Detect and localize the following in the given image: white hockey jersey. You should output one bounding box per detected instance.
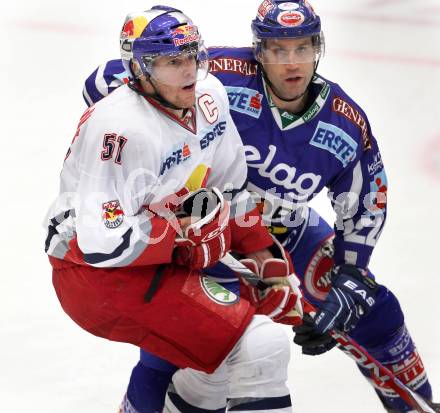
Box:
[45,74,260,268]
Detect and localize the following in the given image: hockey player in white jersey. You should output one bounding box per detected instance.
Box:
[45,6,305,412]
[80,2,440,412]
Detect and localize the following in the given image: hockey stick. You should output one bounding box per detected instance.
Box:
[220,253,435,413]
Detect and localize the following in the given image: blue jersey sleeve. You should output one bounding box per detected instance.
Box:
[82,59,128,106]
[327,108,387,269]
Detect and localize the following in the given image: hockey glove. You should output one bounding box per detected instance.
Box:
[174,188,231,270]
[240,238,304,326]
[292,311,337,355]
[313,264,379,334]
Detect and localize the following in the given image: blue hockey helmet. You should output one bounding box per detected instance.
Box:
[251,1,324,63]
[120,6,208,81]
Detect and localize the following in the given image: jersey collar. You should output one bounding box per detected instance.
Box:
[263,75,330,131]
[143,94,197,135]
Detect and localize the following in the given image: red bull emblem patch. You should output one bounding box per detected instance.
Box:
[172,25,200,47]
[102,200,124,229]
[277,10,305,27]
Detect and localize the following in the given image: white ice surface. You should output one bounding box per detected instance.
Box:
[1,0,439,411]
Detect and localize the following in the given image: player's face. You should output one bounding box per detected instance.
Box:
[150,54,198,108]
[260,37,316,101]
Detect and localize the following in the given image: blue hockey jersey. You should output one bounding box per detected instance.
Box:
[83,47,387,270]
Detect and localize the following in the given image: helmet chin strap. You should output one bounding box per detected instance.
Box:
[128,77,187,112]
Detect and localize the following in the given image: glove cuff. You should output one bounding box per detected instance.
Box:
[332,264,378,292]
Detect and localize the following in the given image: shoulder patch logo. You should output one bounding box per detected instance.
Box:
[200,277,239,305]
[310,121,358,167]
[225,87,263,119]
[102,200,124,229]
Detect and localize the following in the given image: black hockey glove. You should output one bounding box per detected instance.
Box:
[293,313,337,355]
[313,264,379,334]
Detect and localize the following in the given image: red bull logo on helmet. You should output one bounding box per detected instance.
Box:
[172,24,200,47]
[121,15,148,39]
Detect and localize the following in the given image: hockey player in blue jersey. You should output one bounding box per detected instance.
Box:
[83,2,439,412]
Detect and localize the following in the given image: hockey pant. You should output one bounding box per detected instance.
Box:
[51,257,255,373]
[124,266,242,413]
[123,207,433,413]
